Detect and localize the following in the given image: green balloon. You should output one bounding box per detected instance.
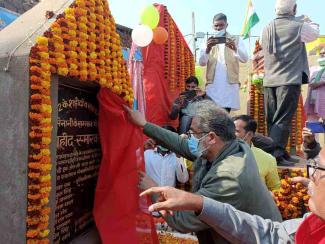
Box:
[140,5,160,29]
[195,66,204,86]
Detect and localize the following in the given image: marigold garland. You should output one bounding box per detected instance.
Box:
[163,6,195,92]
[27,0,134,242]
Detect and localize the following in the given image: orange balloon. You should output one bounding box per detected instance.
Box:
[153,27,168,45]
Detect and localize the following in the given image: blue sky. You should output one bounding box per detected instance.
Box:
[109,0,324,51]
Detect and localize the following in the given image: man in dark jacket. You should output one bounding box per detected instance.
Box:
[261,0,319,166]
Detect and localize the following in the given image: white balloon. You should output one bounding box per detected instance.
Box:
[131,25,153,47]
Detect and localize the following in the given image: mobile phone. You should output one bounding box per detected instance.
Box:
[306,121,325,133]
[180,90,197,100]
[213,36,227,44]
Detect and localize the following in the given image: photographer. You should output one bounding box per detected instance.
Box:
[199,13,248,112]
[302,127,322,160]
[169,76,209,134]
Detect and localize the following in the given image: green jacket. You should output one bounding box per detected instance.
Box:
[144,123,282,244]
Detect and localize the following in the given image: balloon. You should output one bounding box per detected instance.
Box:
[153,27,168,45]
[195,65,204,87]
[140,5,160,29]
[131,25,153,47]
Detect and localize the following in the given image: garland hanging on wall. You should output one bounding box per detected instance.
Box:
[27,0,133,243]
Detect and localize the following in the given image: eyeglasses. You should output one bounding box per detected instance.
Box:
[186,130,209,138]
[307,159,325,179]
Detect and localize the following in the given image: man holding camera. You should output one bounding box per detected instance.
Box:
[169,76,209,134]
[199,13,248,113]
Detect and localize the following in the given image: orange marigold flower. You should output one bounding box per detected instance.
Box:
[30,75,41,84]
[30,143,41,149]
[31,84,42,90]
[38,222,49,230]
[28,163,42,170]
[28,172,40,179]
[31,105,42,111]
[26,229,39,238]
[27,205,42,212]
[28,193,41,200]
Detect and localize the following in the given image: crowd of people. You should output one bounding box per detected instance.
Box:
[124,0,324,243]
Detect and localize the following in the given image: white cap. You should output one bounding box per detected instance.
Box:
[275,0,297,15]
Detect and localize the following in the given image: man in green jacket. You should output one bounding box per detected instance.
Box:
[124,100,282,244]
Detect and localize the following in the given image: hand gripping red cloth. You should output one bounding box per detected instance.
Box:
[94,88,158,244]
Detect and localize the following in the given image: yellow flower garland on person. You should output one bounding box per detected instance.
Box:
[27,0,135,242]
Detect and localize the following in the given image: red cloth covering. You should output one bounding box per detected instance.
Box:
[94,88,158,244]
[295,213,325,244]
[142,4,193,127]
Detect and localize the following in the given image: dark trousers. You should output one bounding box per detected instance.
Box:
[264,85,300,158]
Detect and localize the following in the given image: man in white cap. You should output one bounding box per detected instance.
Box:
[261,0,319,166]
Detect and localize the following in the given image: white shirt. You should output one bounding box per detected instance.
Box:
[199,38,248,110]
[144,149,189,187]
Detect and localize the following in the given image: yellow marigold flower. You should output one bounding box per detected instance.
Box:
[41,118,51,124]
[79,52,87,60]
[41,149,50,156]
[76,0,86,7]
[99,78,107,85]
[40,174,51,182]
[65,13,76,22]
[80,70,88,76]
[42,137,51,145]
[41,197,49,205]
[57,67,69,76]
[89,52,97,59]
[40,63,51,71]
[89,13,96,21]
[36,36,48,46]
[39,229,50,238]
[79,32,88,40]
[89,42,96,51]
[69,63,78,70]
[79,23,87,32]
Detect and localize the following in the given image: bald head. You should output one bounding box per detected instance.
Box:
[275,0,297,15]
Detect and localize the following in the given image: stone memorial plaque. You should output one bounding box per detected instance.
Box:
[53,83,101,244]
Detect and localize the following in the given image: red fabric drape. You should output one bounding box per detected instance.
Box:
[142,4,193,127]
[94,88,158,244]
[295,213,325,244]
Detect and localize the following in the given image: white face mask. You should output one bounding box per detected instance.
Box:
[214,29,226,37]
[318,57,325,66]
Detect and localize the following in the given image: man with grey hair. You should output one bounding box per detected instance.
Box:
[262,0,319,166]
[124,101,282,244]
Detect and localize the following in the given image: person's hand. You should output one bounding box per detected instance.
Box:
[123,105,147,127]
[195,88,205,97]
[140,186,203,217]
[174,95,186,110]
[179,133,188,139]
[226,38,237,52]
[302,127,315,145]
[292,176,311,187]
[138,171,158,191]
[206,37,218,54]
[144,138,156,151]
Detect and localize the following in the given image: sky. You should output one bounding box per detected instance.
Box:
[109,0,324,53]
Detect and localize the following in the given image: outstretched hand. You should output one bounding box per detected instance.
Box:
[123,105,147,127]
[140,186,203,217]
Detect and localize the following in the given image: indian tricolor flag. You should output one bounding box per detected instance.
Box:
[242,0,259,39]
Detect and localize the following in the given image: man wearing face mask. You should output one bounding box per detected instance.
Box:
[141,125,189,189]
[124,100,282,244]
[199,13,248,113]
[233,115,280,191]
[261,0,319,166]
